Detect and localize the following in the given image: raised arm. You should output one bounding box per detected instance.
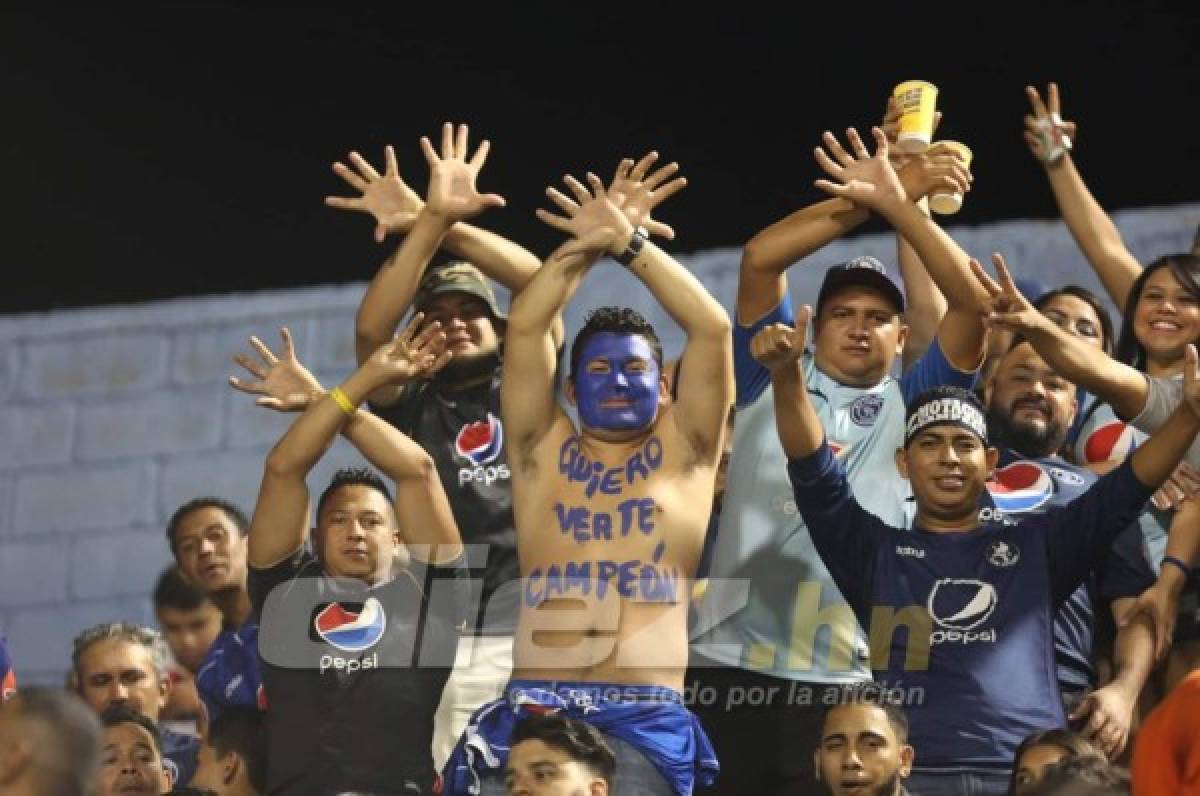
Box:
[502,238,596,466]
[1024,83,1142,309]
[814,127,984,370]
[738,197,869,323]
[235,320,452,568]
[882,98,950,367]
[337,124,506,405]
[748,308,823,459]
[978,255,1149,420]
[540,168,732,458]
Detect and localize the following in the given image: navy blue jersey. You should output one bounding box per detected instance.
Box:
[162,728,198,787]
[195,621,263,723]
[983,450,1154,690]
[788,442,1152,771]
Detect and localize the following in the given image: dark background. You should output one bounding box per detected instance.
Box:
[3,2,1197,313]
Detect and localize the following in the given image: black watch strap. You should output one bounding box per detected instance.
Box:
[615,227,649,267]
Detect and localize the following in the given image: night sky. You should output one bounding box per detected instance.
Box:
[3,2,1197,313]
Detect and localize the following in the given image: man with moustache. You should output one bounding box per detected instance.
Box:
[979,339,1157,759]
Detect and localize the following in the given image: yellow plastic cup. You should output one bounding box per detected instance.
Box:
[892,80,939,153]
[929,141,973,215]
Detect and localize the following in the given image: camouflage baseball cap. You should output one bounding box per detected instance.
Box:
[413,261,506,323]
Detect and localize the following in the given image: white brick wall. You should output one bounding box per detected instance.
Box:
[1,206,1197,685]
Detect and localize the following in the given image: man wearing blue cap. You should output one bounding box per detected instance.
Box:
[753,282,1200,795]
[688,125,985,795]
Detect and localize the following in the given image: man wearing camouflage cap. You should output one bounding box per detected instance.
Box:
[329,122,559,765]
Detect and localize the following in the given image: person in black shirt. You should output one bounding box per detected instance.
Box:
[235,318,465,794]
[327,123,559,764]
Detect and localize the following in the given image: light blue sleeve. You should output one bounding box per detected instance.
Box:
[733,293,795,408]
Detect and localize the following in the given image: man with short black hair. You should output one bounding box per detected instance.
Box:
[0,686,102,796]
[95,706,172,796]
[233,319,465,793]
[71,623,197,786]
[190,708,265,796]
[327,124,563,766]
[165,497,261,723]
[444,154,728,796]
[505,714,616,796]
[153,568,222,677]
[689,124,984,796]
[980,339,1157,759]
[756,258,1200,795]
[815,685,914,796]
[152,567,220,727]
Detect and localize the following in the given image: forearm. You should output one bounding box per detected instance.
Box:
[1131,404,1200,489]
[897,199,946,368]
[1045,156,1141,308]
[742,198,869,275]
[443,223,541,292]
[625,240,730,340]
[771,361,823,459]
[355,210,450,362]
[506,245,595,336]
[342,411,461,558]
[877,200,988,311]
[1161,500,1200,591]
[1107,601,1155,698]
[1020,318,1146,418]
[342,409,438,482]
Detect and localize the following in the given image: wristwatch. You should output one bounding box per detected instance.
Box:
[615,227,649,267]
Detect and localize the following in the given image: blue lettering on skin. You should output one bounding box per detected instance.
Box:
[592,511,613,540]
[635,499,655,534]
[526,569,544,605]
[564,561,592,595]
[596,561,619,600]
[557,436,664,497]
[524,557,680,606]
[644,437,663,469]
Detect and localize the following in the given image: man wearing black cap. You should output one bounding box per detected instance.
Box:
[330,123,542,764]
[753,292,1200,795]
[688,125,986,795]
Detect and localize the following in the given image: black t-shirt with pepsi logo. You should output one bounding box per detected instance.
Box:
[789,441,1153,773]
[249,550,462,795]
[374,365,518,635]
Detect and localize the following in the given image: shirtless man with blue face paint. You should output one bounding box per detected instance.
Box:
[442,157,732,796]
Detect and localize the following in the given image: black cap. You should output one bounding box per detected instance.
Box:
[815,256,905,316]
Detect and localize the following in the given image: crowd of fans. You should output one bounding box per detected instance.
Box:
[1,82,1198,796]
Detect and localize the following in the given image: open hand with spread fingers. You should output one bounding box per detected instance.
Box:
[536,172,635,260]
[749,306,813,373]
[1024,83,1077,165]
[608,151,688,240]
[363,312,452,387]
[325,145,424,242]
[814,127,908,212]
[419,122,506,224]
[229,327,324,412]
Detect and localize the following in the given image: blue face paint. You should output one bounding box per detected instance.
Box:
[574,333,660,431]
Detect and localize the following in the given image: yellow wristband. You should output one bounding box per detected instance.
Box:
[329,386,358,418]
